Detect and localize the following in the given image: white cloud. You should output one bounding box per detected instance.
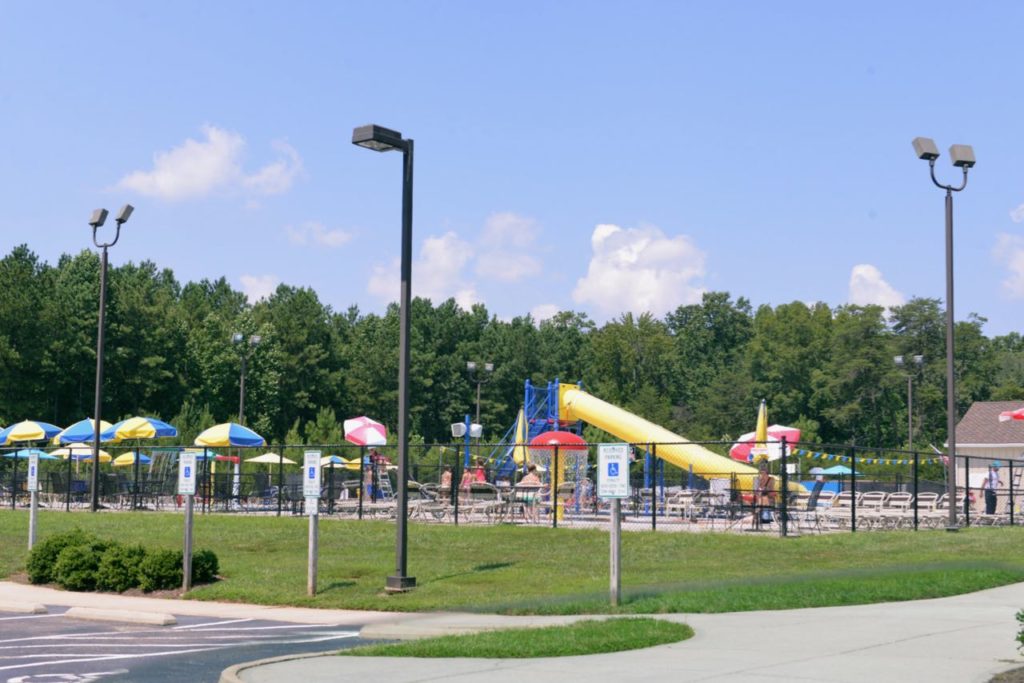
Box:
[239,274,280,303]
[474,212,542,283]
[572,223,706,317]
[993,233,1024,299]
[847,264,905,308]
[286,221,353,248]
[531,303,560,323]
[117,125,303,201]
[368,232,479,308]
[1011,205,1024,223]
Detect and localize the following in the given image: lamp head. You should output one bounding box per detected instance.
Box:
[912,137,940,161]
[484,362,494,373]
[89,208,109,228]
[913,354,924,367]
[249,335,262,346]
[352,124,406,152]
[232,333,244,344]
[450,423,467,438]
[949,144,976,168]
[115,204,134,225]
[466,361,477,372]
[894,355,904,368]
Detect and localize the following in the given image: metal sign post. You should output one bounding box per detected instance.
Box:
[178,451,197,592]
[304,450,322,596]
[598,443,630,607]
[27,453,39,550]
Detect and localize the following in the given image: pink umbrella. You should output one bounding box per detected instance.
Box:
[999,408,1024,422]
[729,424,801,462]
[344,416,388,446]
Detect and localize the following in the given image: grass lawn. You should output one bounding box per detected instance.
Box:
[343,618,693,657]
[3,510,1024,614]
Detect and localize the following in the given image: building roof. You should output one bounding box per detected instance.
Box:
[956,401,1024,447]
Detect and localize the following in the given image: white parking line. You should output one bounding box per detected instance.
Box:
[0,615,61,622]
[172,617,253,630]
[0,646,224,672]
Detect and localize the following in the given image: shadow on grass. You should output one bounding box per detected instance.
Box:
[320,580,358,593]
[423,561,517,585]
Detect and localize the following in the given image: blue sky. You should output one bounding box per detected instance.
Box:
[2,2,1022,335]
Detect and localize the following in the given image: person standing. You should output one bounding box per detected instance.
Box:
[982,462,1004,515]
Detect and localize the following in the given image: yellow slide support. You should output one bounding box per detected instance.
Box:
[559,383,763,491]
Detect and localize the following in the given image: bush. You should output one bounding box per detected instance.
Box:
[53,543,107,592]
[191,549,219,585]
[27,528,97,584]
[1017,609,1024,651]
[138,549,183,592]
[96,544,147,593]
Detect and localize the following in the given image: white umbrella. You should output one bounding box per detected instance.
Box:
[246,453,297,465]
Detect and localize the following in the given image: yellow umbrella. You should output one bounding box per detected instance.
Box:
[51,447,112,463]
[112,452,151,467]
[246,452,297,465]
[750,399,770,463]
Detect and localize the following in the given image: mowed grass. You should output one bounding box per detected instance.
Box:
[343,618,692,657]
[3,510,1024,614]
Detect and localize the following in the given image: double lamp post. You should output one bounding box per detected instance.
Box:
[912,136,975,531]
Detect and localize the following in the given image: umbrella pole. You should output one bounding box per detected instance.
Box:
[358,446,365,520]
[10,453,17,510]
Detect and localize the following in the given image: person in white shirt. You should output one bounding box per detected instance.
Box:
[982,462,1004,515]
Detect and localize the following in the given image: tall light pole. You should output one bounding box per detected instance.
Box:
[232,333,262,424]
[88,204,133,512]
[894,354,924,452]
[912,137,975,530]
[352,123,416,592]
[466,361,494,425]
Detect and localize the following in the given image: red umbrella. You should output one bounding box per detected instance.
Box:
[999,408,1024,422]
[344,416,387,446]
[729,424,801,462]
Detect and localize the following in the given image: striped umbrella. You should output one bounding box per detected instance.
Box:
[53,418,115,445]
[101,416,178,441]
[343,416,387,446]
[195,423,266,448]
[113,452,151,467]
[51,447,113,463]
[999,407,1024,422]
[3,448,59,460]
[0,420,62,445]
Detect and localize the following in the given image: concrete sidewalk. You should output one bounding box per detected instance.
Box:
[228,584,1024,683]
[3,580,1024,682]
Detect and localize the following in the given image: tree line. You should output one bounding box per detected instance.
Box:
[1,244,1022,451]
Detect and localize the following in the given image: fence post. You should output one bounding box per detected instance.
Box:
[276,445,284,517]
[780,437,788,537]
[849,447,857,533]
[651,443,657,532]
[1010,460,1015,527]
[66,455,72,511]
[964,455,971,527]
[452,451,460,526]
[913,451,919,531]
[552,444,560,529]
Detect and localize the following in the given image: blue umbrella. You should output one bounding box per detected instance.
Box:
[3,448,59,460]
[821,465,863,476]
[54,418,116,445]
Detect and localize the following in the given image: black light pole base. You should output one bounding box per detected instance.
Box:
[945,526,959,532]
[386,575,417,592]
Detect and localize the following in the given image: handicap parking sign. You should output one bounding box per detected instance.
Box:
[598,444,629,499]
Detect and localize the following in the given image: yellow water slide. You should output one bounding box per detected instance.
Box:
[558,383,762,490]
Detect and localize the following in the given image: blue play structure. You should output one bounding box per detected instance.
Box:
[487,378,584,479]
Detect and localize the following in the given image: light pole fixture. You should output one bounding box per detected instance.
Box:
[353,123,416,592]
[894,354,924,452]
[912,136,975,530]
[88,204,133,512]
[466,361,494,425]
[232,333,262,425]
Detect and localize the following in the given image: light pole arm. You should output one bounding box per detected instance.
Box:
[929,160,969,193]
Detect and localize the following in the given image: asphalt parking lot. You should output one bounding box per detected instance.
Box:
[0,607,371,683]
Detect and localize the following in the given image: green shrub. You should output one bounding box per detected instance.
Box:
[1017,609,1024,651]
[27,528,96,584]
[138,549,182,592]
[191,549,219,585]
[53,543,107,592]
[96,544,147,593]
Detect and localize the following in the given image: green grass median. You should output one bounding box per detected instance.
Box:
[3,510,1024,614]
[343,618,693,657]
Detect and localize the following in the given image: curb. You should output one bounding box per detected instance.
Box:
[64,606,177,626]
[219,649,341,683]
[0,601,46,614]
